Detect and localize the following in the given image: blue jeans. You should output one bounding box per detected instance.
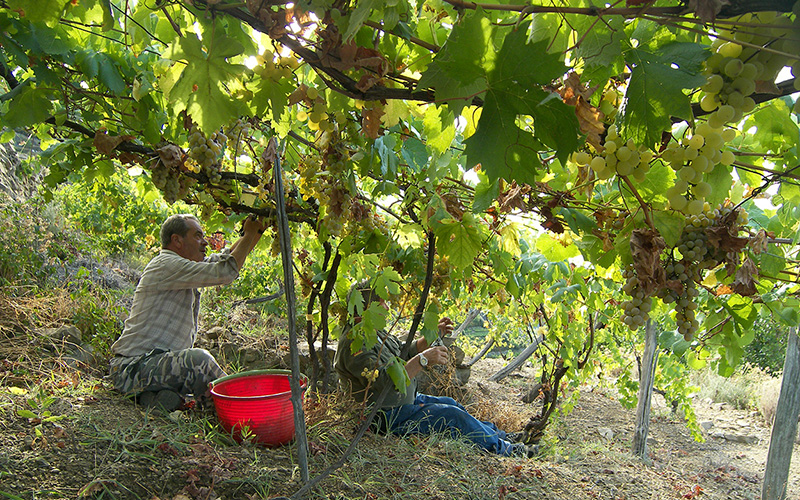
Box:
[383,394,519,456]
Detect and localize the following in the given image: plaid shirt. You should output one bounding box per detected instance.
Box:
[111,249,239,357]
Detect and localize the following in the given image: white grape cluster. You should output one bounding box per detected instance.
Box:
[187,124,225,183]
[255,50,299,82]
[224,118,251,158]
[151,162,191,204]
[297,137,351,238]
[624,203,750,339]
[659,261,701,340]
[621,265,653,329]
[573,125,654,182]
[295,86,336,133]
[661,124,737,214]
[700,8,800,120]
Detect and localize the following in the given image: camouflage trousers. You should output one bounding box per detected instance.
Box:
[109,348,226,403]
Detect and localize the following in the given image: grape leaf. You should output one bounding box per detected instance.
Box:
[3,85,54,128]
[463,92,542,185]
[422,106,455,154]
[421,301,441,344]
[361,303,388,341]
[472,172,499,212]
[416,9,492,115]
[620,43,708,147]
[252,76,291,123]
[744,100,799,154]
[341,0,382,42]
[9,0,63,25]
[464,23,579,181]
[652,210,685,248]
[386,356,411,395]
[706,163,733,207]
[162,33,248,134]
[431,213,484,272]
[374,269,402,300]
[401,137,428,173]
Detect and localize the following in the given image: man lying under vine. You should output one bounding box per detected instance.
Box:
[334,281,535,458]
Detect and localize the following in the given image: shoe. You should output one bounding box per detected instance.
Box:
[509,442,539,458]
[138,390,183,412]
[507,431,524,443]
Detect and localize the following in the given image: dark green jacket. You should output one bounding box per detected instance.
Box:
[334,327,419,408]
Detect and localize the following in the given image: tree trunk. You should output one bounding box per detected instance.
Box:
[632,319,658,459]
[488,334,544,382]
[762,329,800,500]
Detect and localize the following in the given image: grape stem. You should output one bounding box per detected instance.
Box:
[619,175,655,232]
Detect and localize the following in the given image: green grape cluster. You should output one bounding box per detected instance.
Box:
[699,9,800,123]
[572,125,653,182]
[297,129,352,238]
[296,86,335,133]
[620,265,653,329]
[187,124,225,183]
[625,203,750,339]
[224,118,251,158]
[255,50,299,82]
[662,124,737,214]
[151,161,192,204]
[659,261,701,340]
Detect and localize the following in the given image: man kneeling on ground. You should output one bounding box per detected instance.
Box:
[109,214,268,411]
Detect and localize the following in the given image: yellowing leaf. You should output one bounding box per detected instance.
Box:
[499,223,521,257]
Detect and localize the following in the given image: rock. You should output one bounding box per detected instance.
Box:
[204,326,227,340]
[597,427,614,441]
[709,431,759,444]
[700,421,714,432]
[63,343,103,371]
[41,326,82,346]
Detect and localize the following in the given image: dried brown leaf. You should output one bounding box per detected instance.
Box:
[157,144,183,169]
[706,226,749,253]
[361,106,385,139]
[686,0,729,23]
[497,182,530,213]
[749,229,770,254]
[754,80,781,94]
[732,257,759,296]
[93,131,128,156]
[630,229,666,296]
[560,73,605,152]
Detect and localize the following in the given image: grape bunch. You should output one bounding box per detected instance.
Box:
[658,261,701,341]
[296,130,353,238]
[224,118,251,158]
[295,85,335,133]
[254,50,299,82]
[573,125,653,182]
[699,8,800,123]
[620,265,653,330]
[187,123,225,184]
[624,202,749,339]
[661,124,737,214]
[151,161,192,204]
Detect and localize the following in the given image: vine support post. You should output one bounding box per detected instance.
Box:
[762,328,800,500]
[271,136,309,484]
[632,319,658,460]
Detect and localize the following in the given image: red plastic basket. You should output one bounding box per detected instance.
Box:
[209,369,307,447]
